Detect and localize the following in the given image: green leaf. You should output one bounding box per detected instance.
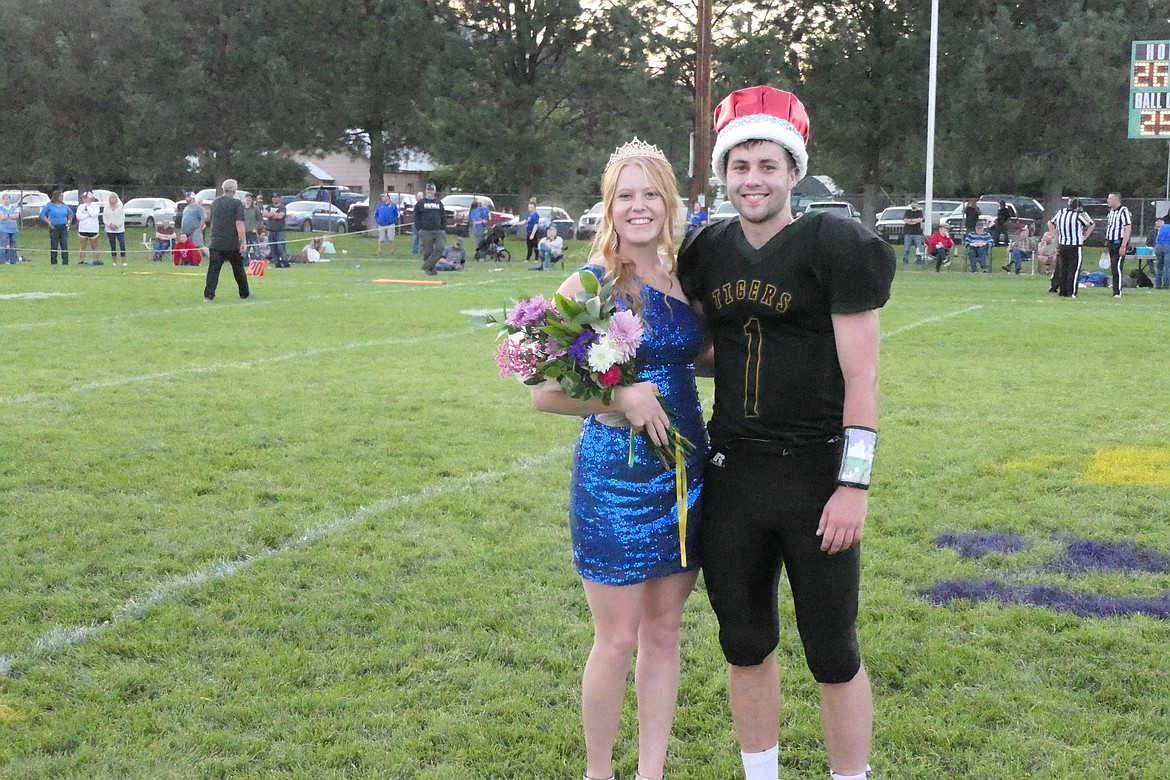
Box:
[578,269,599,297]
[586,296,602,319]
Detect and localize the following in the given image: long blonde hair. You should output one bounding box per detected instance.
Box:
[589,155,681,316]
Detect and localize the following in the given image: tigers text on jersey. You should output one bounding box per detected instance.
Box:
[679,212,895,448]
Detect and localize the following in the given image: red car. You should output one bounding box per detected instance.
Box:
[441,194,514,237]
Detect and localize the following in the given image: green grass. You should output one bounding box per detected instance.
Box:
[2,230,1169,779]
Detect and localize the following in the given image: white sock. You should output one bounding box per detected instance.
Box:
[829,765,872,780]
[741,744,779,780]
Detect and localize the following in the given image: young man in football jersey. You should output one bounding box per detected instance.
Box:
[679,86,895,780]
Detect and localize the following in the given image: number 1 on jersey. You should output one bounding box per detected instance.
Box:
[743,317,762,418]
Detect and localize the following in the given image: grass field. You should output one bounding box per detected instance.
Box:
[2,226,1169,779]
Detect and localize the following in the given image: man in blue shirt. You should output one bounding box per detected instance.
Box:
[0,193,19,263]
[469,199,490,250]
[687,200,708,235]
[524,201,541,265]
[374,193,400,255]
[39,190,74,264]
[963,223,994,273]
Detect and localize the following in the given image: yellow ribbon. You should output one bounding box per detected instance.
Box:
[675,428,687,568]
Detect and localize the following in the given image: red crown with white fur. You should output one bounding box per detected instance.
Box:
[711,86,810,184]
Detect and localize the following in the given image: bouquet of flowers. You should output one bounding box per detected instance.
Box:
[477,269,695,471]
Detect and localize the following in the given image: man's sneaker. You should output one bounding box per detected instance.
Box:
[92,260,104,266]
[942,258,951,267]
[203,297,214,303]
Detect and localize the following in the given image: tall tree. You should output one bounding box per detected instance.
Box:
[942,0,1168,215]
[431,0,589,210]
[759,0,930,222]
[272,0,457,221]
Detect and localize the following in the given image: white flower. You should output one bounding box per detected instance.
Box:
[586,336,624,373]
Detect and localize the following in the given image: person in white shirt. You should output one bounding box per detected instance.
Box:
[76,191,103,265]
[104,193,127,265]
[532,225,564,271]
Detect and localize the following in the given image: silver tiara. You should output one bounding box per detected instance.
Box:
[607,137,669,168]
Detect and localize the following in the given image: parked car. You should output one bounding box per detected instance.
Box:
[283,200,348,233]
[346,192,416,234]
[576,201,603,240]
[0,190,50,222]
[709,201,740,222]
[441,194,515,236]
[504,206,575,240]
[800,201,861,221]
[940,201,1034,240]
[874,201,958,243]
[297,185,365,212]
[190,187,251,210]
[980,194,1044,224]
[122,197,178,228]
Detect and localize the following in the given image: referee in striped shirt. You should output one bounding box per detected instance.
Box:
[1047,198,1095,298]
[1104,193,1132,297]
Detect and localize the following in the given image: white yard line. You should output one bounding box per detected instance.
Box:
[0,331,468,405]
[0,276,510,333]
[881,304,982,340]
[0,446,571,678]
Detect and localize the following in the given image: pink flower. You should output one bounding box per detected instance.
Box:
[495,333,544,380]
[598,366,622,386]
[605,309,644,362]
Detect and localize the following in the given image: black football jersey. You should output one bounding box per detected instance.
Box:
[678,212,895,447]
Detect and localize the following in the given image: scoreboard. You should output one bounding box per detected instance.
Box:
[1130,40,1170,139]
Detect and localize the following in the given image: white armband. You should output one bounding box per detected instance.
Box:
[837,426,877,490]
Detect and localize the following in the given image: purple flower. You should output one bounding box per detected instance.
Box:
[567,328,598,364]
[505,295,553,328]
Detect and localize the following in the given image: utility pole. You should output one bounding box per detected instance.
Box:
[691,0,713,206]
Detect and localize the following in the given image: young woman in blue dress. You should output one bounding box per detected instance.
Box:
[531,140,708,780]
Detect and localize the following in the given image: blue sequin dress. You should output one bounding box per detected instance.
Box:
[569,268,708,585]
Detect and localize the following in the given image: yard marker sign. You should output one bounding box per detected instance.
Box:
[1129,40,1170,139]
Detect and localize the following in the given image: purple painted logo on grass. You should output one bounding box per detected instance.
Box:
[921,532,1170,619]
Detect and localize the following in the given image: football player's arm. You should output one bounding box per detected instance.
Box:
[817,309,880,554]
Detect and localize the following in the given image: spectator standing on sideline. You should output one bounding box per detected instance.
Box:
[925,224,954,272]
[901,200,925,265]
[524,199,541,266]
[39,190,73,265]
[412,190,424,255]
[963,223,993,273]
[1104,193,1132,298]
[1154,215,1170,290]
[203,179,251,302]
[468,198,490,248]
[679,85,894,780]
[963,197,980,236]
[1048,197,1095,298]
[153,219,176,260]
[263,194,289,268]
[374,193,399,254]
[415,182,447,276]
[104,192,127,265]
[531,225,564,271]
[242,193,262,260]
[76,191,103,265]
[991,200,1015,247]
[687,199,709,236]
[181,192,209,265]
[0,193,19,263]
